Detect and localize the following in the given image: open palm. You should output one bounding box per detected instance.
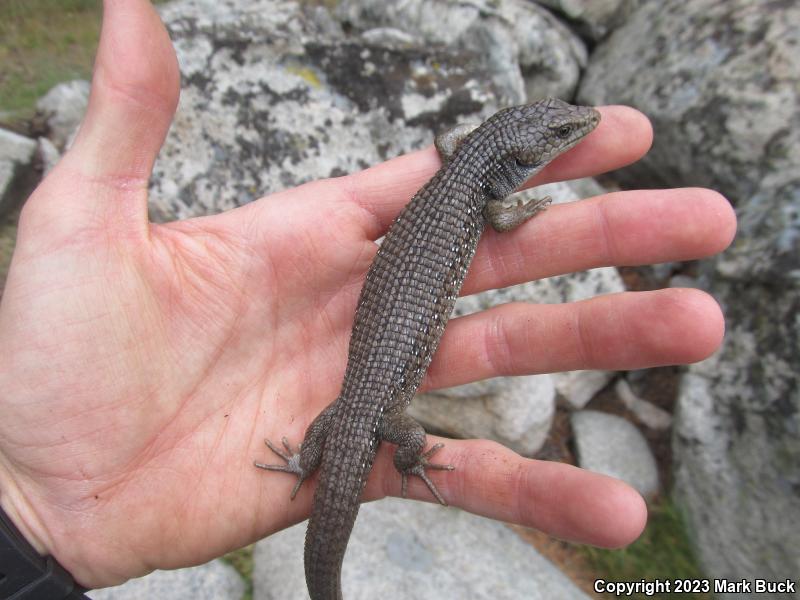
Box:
[0,0,735,590]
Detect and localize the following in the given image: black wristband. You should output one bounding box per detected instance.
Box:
[0,507,89,599]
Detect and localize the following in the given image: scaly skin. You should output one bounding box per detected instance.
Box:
[256,98,600,600]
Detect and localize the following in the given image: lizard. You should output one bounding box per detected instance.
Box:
[255,98,601,600]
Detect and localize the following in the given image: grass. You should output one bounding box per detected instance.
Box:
[0,0,167,127]
[223,545,255,600]
[0,0,102,125]
[580,497,713,600]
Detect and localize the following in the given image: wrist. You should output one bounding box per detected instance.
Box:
[0,494,88,599]
[0,461,52,557]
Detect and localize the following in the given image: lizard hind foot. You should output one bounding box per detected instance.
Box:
[400,443,455,506]
[254,437,308,499]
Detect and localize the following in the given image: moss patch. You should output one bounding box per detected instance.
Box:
[580,498,712,600]
[222,545,255,600]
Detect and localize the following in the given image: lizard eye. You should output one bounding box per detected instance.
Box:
[557,124,573,138]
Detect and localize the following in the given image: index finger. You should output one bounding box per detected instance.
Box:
[342,105,653,237]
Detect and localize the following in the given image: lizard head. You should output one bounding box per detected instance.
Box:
[482,98,600,199]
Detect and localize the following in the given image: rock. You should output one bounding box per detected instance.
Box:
[673,283,800,593]
[554,368,614,410]
[647,261,679,284]
[614,378,672,430]
[411,374,555,455]
[37,137,61,176]
[87,559,245,600]
[152,0,502,220]
[360,27,417,47]
[571,410,659,498]
[35,80,90,151]
[0,207,19,296]
[578,0,799,285]
[577,0,800,588]
[336,0,588,102]
[0,128,38,217]
[567,175,610,200]
[534,0,641,41]
[253,497,591,599]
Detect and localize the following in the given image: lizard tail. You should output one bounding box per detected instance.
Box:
[303,419,377,600]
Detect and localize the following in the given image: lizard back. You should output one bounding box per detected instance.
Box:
[256,99,602,600]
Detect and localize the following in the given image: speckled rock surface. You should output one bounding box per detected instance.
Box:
[576,0,800,590]
[578,0,799,284]
[152,0,503,220]
[87,559,245,600]
[253,497,592,599]
[673,282,800,594]
[336,0,588,103]
[571,409,659,498]
[534,0,640,41]
[35,79,90,151]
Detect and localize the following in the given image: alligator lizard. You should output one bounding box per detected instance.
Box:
[255,98,600,599]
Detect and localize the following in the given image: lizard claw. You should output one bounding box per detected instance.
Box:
[400,443,455,506]
[254,437,308,499]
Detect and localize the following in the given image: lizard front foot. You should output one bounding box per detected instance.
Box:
[254,437,308,499]
[400,442,455,506]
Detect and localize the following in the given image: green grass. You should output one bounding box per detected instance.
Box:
[580,497,712,600]
[0,0,102,124]
[0,0,167,127]
[223,545,255,600]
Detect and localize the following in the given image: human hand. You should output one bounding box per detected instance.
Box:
[0,0,735,589]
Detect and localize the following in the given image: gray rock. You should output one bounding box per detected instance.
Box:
[614,378,672,431]
[37,137,61,176]
[336,0,588,103]
[35,79,90,151]
[0,206,18,295]
[673,284,800,595]
[578,0,799,285]
[648,261,679,284]
[152,0,503,220]
[253,497,591,599]
[571,410,659,498]
[567,175,610,200]
[411,374,555,455]
[535,0,641,41]
[87,559,245,600]
[556,369,614,410]
[577,0,800,588]
[359,27,417,47]
[667,274,701,290]
[0,128,38,216]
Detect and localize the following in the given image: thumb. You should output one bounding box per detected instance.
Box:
[26,0,179,236]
